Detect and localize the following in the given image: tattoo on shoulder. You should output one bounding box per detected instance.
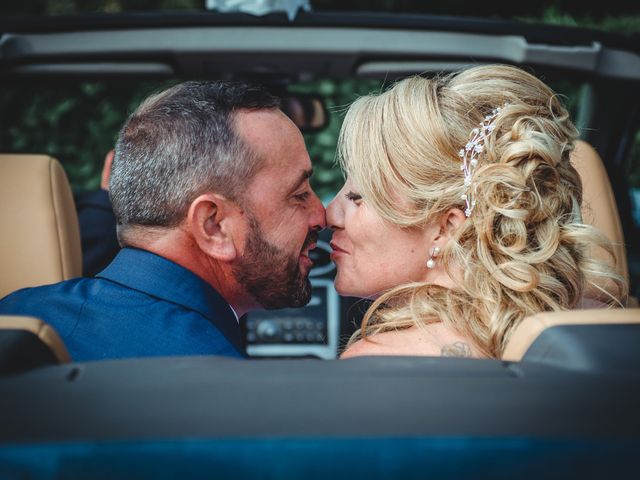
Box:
[441,342,472,358]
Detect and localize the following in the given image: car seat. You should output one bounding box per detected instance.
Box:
[0,315,71,374]
[501,308,640,373]
[572,140,632,300]
[0,154,79,372]
[0,154,82,299]
[572,141,629,282]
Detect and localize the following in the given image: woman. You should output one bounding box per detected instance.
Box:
[327,64,626,359]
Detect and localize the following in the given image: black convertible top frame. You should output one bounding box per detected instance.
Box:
[0,11,639,82]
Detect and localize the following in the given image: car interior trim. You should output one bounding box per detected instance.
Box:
[1,28,639,81]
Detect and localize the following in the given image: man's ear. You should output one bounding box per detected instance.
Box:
[186,193,240,262]
[100,149,115,190]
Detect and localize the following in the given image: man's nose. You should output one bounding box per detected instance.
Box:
[325,196,342,231]
[309,191,326,231]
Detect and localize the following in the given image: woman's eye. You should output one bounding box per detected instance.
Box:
[345,191,362,203]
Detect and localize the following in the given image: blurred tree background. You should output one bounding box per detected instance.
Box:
[0,80,177,189]
[0,0,639,199]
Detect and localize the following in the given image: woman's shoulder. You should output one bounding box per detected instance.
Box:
[340,323,483,359]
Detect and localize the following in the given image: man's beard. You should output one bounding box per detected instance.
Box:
[233,213,318,310]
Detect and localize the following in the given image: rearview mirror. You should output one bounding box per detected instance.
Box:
[281,95,328,133]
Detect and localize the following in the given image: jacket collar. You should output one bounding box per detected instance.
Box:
[96,247,245,354]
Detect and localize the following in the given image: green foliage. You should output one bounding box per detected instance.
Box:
[518,5,640,36]
[0,80,174,190]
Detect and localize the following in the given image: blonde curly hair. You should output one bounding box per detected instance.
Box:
[339,64,627,358]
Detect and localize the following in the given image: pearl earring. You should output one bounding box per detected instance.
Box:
[426,246,440,269]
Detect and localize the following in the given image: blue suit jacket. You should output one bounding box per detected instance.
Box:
[0,248,245,361]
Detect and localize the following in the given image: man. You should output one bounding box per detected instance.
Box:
[0,81,326,361]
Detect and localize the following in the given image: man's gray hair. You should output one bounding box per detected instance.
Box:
[110,80,280,236]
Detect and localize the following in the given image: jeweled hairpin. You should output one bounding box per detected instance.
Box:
[458,106,502,217]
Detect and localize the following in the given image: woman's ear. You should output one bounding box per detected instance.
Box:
[186,193,240,262]
[434,208,467,243]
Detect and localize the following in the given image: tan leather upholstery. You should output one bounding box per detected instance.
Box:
[572,140,629,284]
[502,308,640,362]
[0,154,82,299]
[0,315,71,363]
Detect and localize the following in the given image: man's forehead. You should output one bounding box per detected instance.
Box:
[237,108,310,165]
[234,108,290,149]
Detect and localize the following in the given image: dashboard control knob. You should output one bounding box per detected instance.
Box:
[256,320,280,340]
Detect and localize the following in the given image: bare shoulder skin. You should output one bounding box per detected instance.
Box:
[340,323,485,359]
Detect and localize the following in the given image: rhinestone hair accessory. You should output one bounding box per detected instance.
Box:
[458,106,502,217]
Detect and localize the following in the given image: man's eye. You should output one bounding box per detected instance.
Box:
[345,191,362,203]
[295,191,310,201]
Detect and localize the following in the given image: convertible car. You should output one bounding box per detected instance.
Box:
[0,5,639,478]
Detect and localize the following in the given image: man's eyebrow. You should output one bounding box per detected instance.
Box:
[289,168,314,192]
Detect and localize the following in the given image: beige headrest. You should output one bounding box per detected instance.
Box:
[0,315,71,363]
[502,308,640,362]
[572,140,629,284]
[0,154,82,299]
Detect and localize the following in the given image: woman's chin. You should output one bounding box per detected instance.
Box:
[333,277,353,297]
[333,282,348,296]
[334,276,366,298]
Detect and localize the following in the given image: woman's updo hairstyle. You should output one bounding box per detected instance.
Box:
[339,64,626,357]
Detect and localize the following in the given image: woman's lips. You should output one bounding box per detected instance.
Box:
[330,241,348,260]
